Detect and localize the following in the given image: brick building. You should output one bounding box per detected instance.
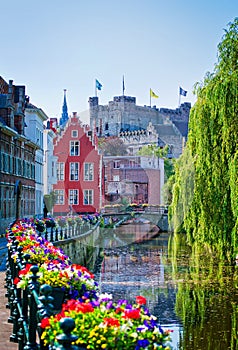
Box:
[0,77,38,232]
[103,155,164,205]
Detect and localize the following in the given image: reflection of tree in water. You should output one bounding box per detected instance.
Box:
[169,233,238,350]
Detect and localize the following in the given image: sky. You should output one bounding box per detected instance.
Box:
[1,0,237,124]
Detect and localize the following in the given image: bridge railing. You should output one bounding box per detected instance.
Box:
[102,204,168,214]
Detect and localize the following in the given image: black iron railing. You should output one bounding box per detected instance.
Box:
[5,228,92,349]
[37,220,100,243]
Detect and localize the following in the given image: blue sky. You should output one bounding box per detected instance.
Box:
[1,0,237,123]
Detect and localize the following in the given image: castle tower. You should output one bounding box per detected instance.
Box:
[60,89,69,127]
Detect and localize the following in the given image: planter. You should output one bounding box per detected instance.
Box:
[45,221,56,228]
[36,224,45,232]
[51,287,66,312]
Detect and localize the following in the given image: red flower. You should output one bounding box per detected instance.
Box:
[123,309,141,319]
[136,295,147,305]
[115,307,123,314]
[19,263,32,276]
[14,277,20,285]
[103,317,120,327]
[40,318,50,328]
[54,312,65,321]
[63,299,77,311]
[63,300,94,314]
[75,302,94,313]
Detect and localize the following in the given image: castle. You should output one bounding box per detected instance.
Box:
[89,95,191,158]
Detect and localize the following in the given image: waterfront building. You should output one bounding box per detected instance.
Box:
[43,121,58,198]
[0,77,38,232]
[103,155,164,205]
[25,102,48,215]
[52,111,102,215]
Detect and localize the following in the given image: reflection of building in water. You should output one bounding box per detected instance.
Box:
[100,247,164,312]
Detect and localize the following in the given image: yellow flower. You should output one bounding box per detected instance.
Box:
[101,345,107,349]
[130,332,138,338]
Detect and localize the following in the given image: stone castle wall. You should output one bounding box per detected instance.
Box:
[89,96,191,158]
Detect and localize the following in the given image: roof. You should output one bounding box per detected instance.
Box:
[172,120,189,137]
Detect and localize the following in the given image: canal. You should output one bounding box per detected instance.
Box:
[93,223,238,350]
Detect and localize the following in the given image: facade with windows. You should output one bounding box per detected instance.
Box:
[103,155,164,205]
[43,126,58,198]
[25,103,48,215]
[0,77,38,233]
[53,112,102,215]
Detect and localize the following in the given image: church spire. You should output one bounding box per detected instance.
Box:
[60,89,69,126]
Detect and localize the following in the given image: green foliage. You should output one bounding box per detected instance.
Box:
[137,144,175,181]
[168,233,238,350]
[170,18,238,256]
[44,191,57,213]
[98,136,128,156]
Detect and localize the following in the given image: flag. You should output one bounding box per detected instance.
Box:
[179,87,187,96]
[96,79,102,90]
[150,88,159,98]
[123,75,125,94]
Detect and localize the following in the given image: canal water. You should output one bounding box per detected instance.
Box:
[94,223,238,350]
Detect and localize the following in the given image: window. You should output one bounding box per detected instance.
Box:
[113,175,120,182]
[70,162,79,181]
[129,160,136,168]
[57,162,64,181]
[69,189,78,205]
[84,163,94,181]
[83,190,93,205]
[52,161,55,177]
[70,141,80,156]
[71,130,78,138]
[113,160,120,169]
[55,190,64,204]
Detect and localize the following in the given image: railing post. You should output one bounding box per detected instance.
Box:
[24,266,40,350]
[50,228,54,242]
[55,227,59,242]
[54,318,78,350]
[38,284,54,350]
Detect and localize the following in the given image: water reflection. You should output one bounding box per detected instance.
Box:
[94,226,238,350]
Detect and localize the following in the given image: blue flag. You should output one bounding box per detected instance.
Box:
[179,87,187,96]
[96,79,102,90]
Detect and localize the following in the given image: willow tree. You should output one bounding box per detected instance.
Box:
[170,18,238,256]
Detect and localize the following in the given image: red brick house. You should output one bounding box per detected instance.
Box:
[53,112,102,215]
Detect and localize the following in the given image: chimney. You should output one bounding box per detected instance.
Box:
[7,80,14,128]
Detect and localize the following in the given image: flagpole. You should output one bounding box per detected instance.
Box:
[150,89,151,107]
[178,87,181,107]
[122,75,125,96]
[95,79,97,97]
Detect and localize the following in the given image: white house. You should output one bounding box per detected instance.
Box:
[25,103,48,215]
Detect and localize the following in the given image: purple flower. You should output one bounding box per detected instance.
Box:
[106,301,113,309]
[135,339,150,349]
